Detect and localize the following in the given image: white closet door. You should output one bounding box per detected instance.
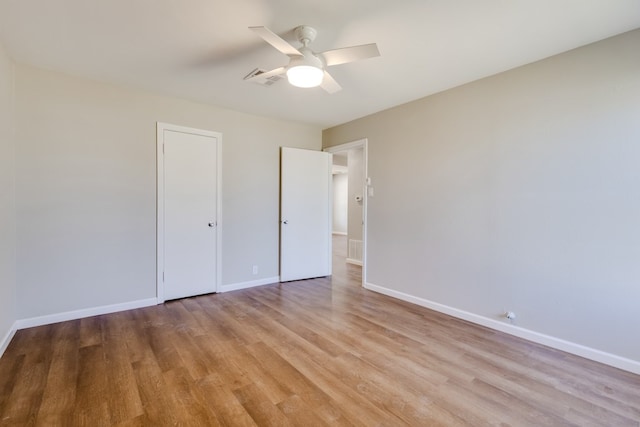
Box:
[280,147,332,282]
[158,124,220,301]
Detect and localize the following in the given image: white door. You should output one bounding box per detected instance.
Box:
[280,147,332,282]
[157,123,221,301]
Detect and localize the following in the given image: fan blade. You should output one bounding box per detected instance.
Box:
[320,43,380,66]
[244,66,287,81]
[320,70,342,94]
[250,26,302,56]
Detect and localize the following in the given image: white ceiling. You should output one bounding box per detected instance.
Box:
[1,1,639,128]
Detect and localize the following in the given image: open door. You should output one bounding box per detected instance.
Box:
[280,147,332,282]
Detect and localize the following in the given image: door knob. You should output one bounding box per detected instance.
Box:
[282,220,288,225]
[208,222,216,227]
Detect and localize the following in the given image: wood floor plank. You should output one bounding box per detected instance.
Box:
[0,354,24,419]
[273,341,415,427]
[195,375,259,427]
[245,340,348,424]
[0,355,47,426]
[162,367,222,426]
[146,325,184,374]
[34,321,80,426]
[218,341,292,405]
[276,394,337,427]
[79,316,103,349]
[70,344,110,427]
[130,357,180,426]
[102,316,144,425]
[1,235,639,426]
[1,325,55,425]
[232,383,294,427]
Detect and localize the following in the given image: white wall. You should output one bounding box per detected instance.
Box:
[323,29,640,365]
[15,64,321,319]
[0,41,16,349]
[347,148,364,243]
[332,173,348,234]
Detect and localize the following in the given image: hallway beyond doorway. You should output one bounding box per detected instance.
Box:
[332,234,361,285]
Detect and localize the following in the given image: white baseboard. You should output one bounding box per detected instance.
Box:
[219,276,280,293]
[14,298,158,330]
[364,282,640,375]
[0,322,18,359]
[346,258,363,266]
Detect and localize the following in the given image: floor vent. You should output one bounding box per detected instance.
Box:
[348,239,363,262]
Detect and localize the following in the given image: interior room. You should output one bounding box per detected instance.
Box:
[1,1,639,425]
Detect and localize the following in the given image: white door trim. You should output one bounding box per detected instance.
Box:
[324,138,369,286]
[156,122,222,303]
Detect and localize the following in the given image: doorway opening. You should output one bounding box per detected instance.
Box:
[325,139,368,286]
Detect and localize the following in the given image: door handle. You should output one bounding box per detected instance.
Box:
[208,222,216,228]
[282,220,288,225]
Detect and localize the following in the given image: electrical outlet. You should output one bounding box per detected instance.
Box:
[252,265,258,275]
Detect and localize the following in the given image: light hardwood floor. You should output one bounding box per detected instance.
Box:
[1,239,639,426]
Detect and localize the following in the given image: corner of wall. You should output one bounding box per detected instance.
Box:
[0,40,18,359]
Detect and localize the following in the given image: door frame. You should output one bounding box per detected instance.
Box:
[324,138,369,286]
[156,122,222,303]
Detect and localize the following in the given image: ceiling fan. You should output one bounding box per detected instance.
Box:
[245,25,380,93]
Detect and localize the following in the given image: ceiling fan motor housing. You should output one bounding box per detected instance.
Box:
[295,25,317,46]
[289,47,323,69]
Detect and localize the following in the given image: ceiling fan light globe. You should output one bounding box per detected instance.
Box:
[287,65,323,88]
